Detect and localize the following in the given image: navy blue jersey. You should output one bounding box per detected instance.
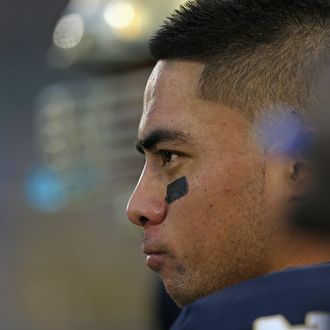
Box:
[171,264,330,330]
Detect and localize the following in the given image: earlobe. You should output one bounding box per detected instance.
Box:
[288,160,314,205]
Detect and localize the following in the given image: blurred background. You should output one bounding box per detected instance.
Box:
[0,0,185,329]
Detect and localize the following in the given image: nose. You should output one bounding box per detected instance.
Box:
[126,168,168,227]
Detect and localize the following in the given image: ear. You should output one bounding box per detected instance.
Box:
[288,160,313,200]
[264,130,315,207]
[286,133,314,204]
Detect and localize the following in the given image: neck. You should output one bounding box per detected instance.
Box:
[268,229,330,273]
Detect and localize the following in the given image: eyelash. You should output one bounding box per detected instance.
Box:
[157,150,179,167]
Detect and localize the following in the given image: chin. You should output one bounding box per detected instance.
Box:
[163,275,206,308]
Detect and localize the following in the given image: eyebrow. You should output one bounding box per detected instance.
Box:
[135,129,188,154]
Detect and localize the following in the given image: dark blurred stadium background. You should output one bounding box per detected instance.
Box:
[0,1,184,329]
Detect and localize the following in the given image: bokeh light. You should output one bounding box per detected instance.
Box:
[104,1,136,29]
[25,168,69,213]
[53,14,84,49]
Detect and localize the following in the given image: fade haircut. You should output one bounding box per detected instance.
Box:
[149,0,330,118]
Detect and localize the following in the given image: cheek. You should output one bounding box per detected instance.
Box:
[166,177,189,204]
[163,157,265,254]
[164,175,227,254]
[186,171,234,215]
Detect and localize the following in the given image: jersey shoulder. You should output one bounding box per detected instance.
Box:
[171,264,330,330]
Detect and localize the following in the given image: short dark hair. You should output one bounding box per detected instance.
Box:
[149,0,330,117]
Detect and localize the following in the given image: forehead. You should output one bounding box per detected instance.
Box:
[139,60,252,148]
[139,61,204,138]
[144,60,203,105]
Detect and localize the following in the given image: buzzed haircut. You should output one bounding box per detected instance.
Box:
[149,0,330,118]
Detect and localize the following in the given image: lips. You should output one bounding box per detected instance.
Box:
[142,245,167,271]
[143,248,163,255]
[143,247,165,257]
[145,253,166,271]
[142,241,166,256]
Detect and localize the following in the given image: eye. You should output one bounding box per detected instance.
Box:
[158,150,179,166]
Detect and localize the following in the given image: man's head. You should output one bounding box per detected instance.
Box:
[127,0,330,307]
[150,0,330,117]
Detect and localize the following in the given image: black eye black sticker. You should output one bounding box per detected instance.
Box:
[165,177,189,204]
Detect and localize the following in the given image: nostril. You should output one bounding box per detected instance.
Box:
[139,216,148,226]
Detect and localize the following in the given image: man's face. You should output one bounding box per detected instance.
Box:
[127,61,283,307]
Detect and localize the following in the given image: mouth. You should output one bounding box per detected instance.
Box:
[142,246,167,271]
[142,241,166,255]
[145,253,166,271]
[143,248,163,255]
